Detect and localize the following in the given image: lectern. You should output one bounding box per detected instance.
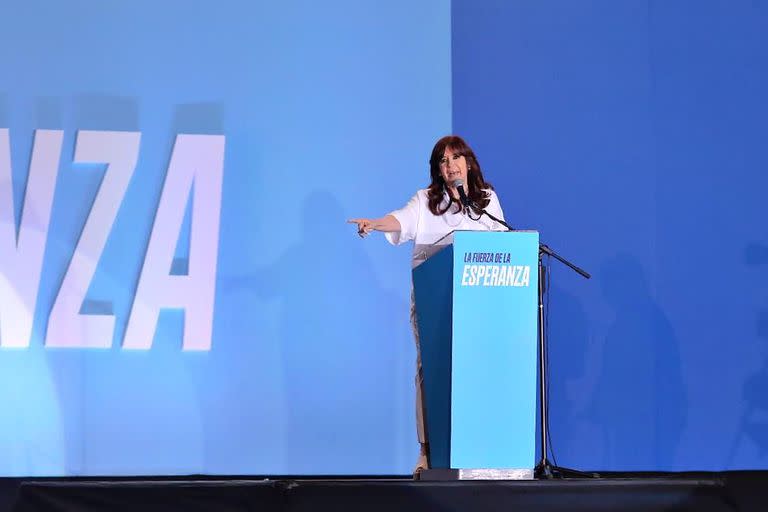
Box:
[413,230,539,479]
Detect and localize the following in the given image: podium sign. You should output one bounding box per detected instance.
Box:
[413,231,539,472]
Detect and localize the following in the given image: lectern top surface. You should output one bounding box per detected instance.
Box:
[429,229,538,247]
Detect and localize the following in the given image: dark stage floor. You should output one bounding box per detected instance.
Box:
[2,472,767,512]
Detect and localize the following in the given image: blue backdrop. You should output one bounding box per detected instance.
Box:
[453,0,768,471]
[0,0,450,476]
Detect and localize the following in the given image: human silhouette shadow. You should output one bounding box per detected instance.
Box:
[52,95,207,474]
[740,312,768,453]
[590,254,686,470]
[224,191,405,474]
[744,243,768,266]
[729,243,768,465]
[545,280,594,467]
[0,96,68,476]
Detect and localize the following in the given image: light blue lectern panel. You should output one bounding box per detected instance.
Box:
[450,231,539,469]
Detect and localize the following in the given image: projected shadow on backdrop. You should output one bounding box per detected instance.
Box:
[43,95,209,474]
[730,243,768,464]
[546,282,601,465]
[241,191,403,473]
[591,254,686,470]
[0,94,65,476]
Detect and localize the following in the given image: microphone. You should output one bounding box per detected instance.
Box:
[452,179,471,207]
[452,178,518,234]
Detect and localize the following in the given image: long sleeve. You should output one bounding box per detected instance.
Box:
[384,192,421,245]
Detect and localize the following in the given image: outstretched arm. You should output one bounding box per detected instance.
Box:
[347,215,401,238]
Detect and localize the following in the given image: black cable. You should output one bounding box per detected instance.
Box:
[544,255,559,469]
[465,204,483,221]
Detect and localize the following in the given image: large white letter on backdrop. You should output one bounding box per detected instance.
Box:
[0,129,62,348]
[123,134,225,351]
[46,131,141,348]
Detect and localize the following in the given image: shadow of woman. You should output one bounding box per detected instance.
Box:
[590,254,686,470]
[222,190,406,474]
[728,242,768,466]
[545,281,595,466]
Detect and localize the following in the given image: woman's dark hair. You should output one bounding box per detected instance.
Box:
[427,135,494,216]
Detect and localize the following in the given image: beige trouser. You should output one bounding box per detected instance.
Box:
[410,291,427,446]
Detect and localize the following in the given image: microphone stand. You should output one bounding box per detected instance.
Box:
[468,202,596,479]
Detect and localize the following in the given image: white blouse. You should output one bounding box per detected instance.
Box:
[385,188,506,268]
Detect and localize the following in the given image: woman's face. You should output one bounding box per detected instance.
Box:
[438,147,468,187]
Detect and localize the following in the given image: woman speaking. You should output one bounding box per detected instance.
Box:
[348,135,506,476]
